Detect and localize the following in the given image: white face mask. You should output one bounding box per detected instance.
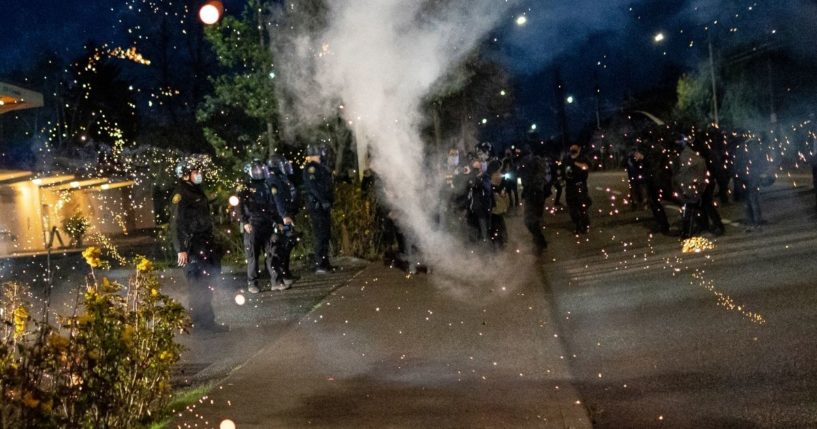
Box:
[192,173,203,185]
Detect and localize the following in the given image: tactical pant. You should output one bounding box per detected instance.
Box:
[646,181,670,232]
[185,236,220,328]
[243,223,282,286]
[742,181,762,226]
[680,199,702,239]
[279,234,295,278]
[701,183,724,233]
[566,186,591,234]
[523,195,548,252]
[309,208,332,269]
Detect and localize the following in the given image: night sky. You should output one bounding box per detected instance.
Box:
[2,0,811,135]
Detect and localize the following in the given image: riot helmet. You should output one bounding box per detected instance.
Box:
[243,159,269,181]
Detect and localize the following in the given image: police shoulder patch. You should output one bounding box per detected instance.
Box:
[172,193,182,204]
[307,166,316,174]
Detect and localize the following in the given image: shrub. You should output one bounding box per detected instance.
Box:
[62,213,91,247]
[0,251,188,428]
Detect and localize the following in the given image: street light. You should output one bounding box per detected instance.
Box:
[516,15,528,26]
[199,1,223,25]
[566,96,575,104]
[654,32,665,43]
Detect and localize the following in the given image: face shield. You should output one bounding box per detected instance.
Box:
[246,163,268,180]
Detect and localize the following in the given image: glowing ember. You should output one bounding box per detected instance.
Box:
[681,236,715,254]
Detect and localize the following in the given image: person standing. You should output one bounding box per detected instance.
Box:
[466,157,493,245]
[303,145,335,273]
[734,133,768,231]
[563,144,592,235]
[171,156,227,332]
[673,134,708,239]
[518,147,552,254]
[238,159,290,293]
[634,137,671,234]
[268,155,299,282]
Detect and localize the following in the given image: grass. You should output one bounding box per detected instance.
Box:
[148,382,215,429]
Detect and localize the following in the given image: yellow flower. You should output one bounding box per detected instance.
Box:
[40,398,53,414]
[150,288,159,298]
[82,246,102,268]
[121,325,135,345]
[47,333,70,350]
[22,391,40,409]
[100,277,117,292]
[77,314,94,325]
[13,305,28,338]
[136,256,154,273]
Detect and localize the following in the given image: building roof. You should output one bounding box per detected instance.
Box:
[0,81,44,115]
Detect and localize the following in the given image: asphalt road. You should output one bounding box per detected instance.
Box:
[544,171,817,428]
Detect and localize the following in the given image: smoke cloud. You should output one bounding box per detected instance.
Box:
[271,0,525,284]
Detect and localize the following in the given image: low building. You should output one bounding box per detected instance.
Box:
[0,171,155,256]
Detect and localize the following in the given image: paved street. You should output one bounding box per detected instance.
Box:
[544,171,817,428]
[7,171,817,428]
[173,245,592,429]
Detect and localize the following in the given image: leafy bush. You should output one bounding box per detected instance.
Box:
[0,250,188,428]
[62,213,91,247]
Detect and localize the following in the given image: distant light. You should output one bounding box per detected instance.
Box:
[220,420,236,429]
[199,1,223,25]
[32,178,43,185]
[566,96,575,104]
[101,184,110,190]
[0,100,4,106]
[69,181,80,188]
[654,32,665,43]
[228,195,240,207]
[531,124,537,130]
[515,15,528,26]
[269,71,275,79]
[481,118,488,124]
[500,90,507,96]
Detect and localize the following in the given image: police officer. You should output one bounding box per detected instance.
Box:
[171,156,227,332]
[303,145,335,274]
[634,137,671,234]
[267,155,299,282]
[517,145,552,254]
[563,144,592,235]
[238,159,290,293]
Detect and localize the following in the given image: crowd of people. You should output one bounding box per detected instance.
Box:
[167,124,806,331]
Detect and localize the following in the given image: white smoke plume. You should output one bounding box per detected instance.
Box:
[273,0,522,282]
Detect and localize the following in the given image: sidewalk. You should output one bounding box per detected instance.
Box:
[173,248,591,428]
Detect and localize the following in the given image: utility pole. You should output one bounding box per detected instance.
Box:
[767,56,777,125]
[553,68,570,150]
[593,70,602,130]
[708,36,719,127]
[258,4,276,157]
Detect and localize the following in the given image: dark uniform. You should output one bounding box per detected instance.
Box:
[238,178,283,288]
[635,142,671,234]
[562,154,592,234]
[303,160,334,271]
[170,180,220,329]
[518,152,552,253]
[674,145,708,238]
[466,168,494,244]
[267,171,298,279]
